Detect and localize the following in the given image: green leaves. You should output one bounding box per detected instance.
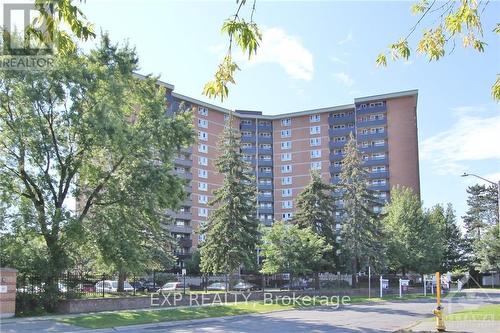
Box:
[203,55,240,102]
[411,0,430,14]
[375,53,387,67]
[416,26,446,61]
[492,76,500,101]
[390,39,411,60]
[221,20,262,59]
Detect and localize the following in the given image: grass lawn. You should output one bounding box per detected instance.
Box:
[58,293,437,329]
[445,304,500,321]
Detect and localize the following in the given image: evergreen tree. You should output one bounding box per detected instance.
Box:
[441,203,467,272]
[474,224,500,272]
[292,171,337,270]
[338,133,385,283]
[200,114,259,276]
[462,184,499,240]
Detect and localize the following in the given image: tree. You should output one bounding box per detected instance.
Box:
[473,224,500,272]
[292,171,337,270]
[338,134,385,283]
[462,184,499,241]
[384,186,442,274]
[441,203,467,272]
[199,114,259,277]
[0,34,193,309]
[260,221,332,282]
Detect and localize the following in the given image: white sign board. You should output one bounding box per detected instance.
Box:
[400,279,410,286]
[181,269,186,276]
[0,285,7,293]
[381,279,389,289]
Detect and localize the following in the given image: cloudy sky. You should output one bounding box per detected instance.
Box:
[79,0,499,224]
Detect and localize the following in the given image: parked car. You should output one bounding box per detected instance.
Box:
[159,281,187,292]
[130,281,146,292]
[95,280,134,293]
[232,282,256,292]
[142,281,160,292]
[207,282,229,291]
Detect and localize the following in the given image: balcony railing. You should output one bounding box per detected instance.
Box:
[257,124,273,132]
[258,195,273,202]
[367,171,389,179]
[362,157,388,166]
[329,141,347,149]
[329,128,355,137]
[257,147,273,155]
[329,153,345,161]
[356,118,387,128]
[257,207,274,214]
[174,158,192,168]
[257,159,273,167]
[167,224,193,234]
[357,132,387,141]
[359,145,387,154]
[240,123,256,131]
[329,165,342,173]
[356,104,386,115]
[328,113,355,125]
[257,136,273,144]
[258,183,273,190]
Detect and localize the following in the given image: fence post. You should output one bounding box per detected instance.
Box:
[423,275,426,296]
[133,275,136,296]
[399,278,402,298]
[101,274,105,298]
[379,275,383,298]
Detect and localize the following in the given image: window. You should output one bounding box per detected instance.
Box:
[282,212,293,221]
[311,150,321,159]
[370,113,384,120]
[198,119,208,128]
[242,131,253,137]
[198,208,208,217]
[333,124,346,129]
[372,152,386,160]
[332,112,345,118]
[310,137,321,146]
[311,161,321,170]
[282,201,293,209]
[198,169,208,179]
[260,167,272,173]
[333,149,344,155]
[282,176,292,185]
[281,152,292,161]
[359,104,367,109]
[259,155,272,160]
[333,161,342,167]
[361,141,370,148]
[373,140,385,146]
[198,144,208,153]
[198,194,208,204]
[260,202,272,208]
[198,131,208,141]
[242,142,253,148]
[281,165,292,173]
[259,143,272,149]
[281,141,291,150]
[259,179,272,185]
[198,182,208,191]
[261,191,272,197]
[281,118,291,126]
[198,156,208,166]
[259,120,271,126]
[198,107,208,116]
[334,136,346,142]
[259,132,272,137]
[175,220,186,226]
[310,126,321,135]
[310,114,320,122]
[281,129,291,138]
[333,173,340,179]
[372,179,387,185]
[241,119,252,125]
[372,166,386,173]
[371,127,385,134]
[282,188,292,197]
[174,166,185,173]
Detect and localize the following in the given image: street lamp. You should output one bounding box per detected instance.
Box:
[461,172,500,227]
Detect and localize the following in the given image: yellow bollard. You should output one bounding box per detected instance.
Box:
[432,272,446,332]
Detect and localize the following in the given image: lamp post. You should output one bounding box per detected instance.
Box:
[461,172,500,228]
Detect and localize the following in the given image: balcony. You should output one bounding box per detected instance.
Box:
[329,128,355,137]
[257,159,273,167]
[258,207,274,214]
[329,153,345,161]
[258,183,273,190]
[329,141,347,149]
[174,157,192,168]
[258,171,273,178]
[182,198,193,207]
[241,135,256,143]
[260,219,273,227]
[167,210,192,220]
[258,195,273,202]
[368,171,389,179]
[329,165,342,173]
[178,238,193,248]
[368,183,390,192]
[257,124,273,132]
[356,104,386,115]
[180,147,193,154]
[328,114,355,125]
[359,145,387,154]
[257,136,273,144]
[356,118,387,128]
[168,224,193,234]
[257,147,273,155]
[174,170,193,180]
[357,132,387,141]
[240,123,256,131]
[241,146,256,154]
[362,157,388,166]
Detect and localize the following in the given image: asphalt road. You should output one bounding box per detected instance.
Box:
[3,290,499,333]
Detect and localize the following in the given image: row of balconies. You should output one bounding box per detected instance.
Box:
[356,104,387,115]
[240,123,273,132]
[328,127,355,137]
[356,118,387,128]
[328,113,355,125]
[241,147,273,155]
[241,136,273,144]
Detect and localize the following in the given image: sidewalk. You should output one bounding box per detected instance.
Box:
[402,320,500,333]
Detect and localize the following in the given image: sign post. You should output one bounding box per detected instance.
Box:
[182,268,186,295]
[380,276,389,298]
[368,266,371,299]
[379,276,383,298]
[423,275,426,296]
[399,279,409,298]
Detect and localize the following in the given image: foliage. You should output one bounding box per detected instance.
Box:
[199,114,259,275]
[383,186,443,274]
[185,250,201,275]
[462,184,499,240]
[203,0,262,101]
[376,0,499,101]
[0,34,194,309]
[440,203,468,271]
[338,133,385,276]
[260,221,332,277]
[473,225,500,272]
[292,170,337,270]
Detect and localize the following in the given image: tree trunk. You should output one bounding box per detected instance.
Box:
[351,258,358,288]
[118,271,127,292]
[314,272,320,290]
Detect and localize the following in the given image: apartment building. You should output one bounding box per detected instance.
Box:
[161,80,419,267]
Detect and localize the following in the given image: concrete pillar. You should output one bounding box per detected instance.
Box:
[0,268,18,318]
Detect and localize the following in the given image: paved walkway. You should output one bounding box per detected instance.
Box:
[2,290,499,333]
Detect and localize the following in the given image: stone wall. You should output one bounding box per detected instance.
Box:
[0,268,18,318]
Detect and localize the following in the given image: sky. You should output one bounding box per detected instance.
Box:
[77,0,499,224]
